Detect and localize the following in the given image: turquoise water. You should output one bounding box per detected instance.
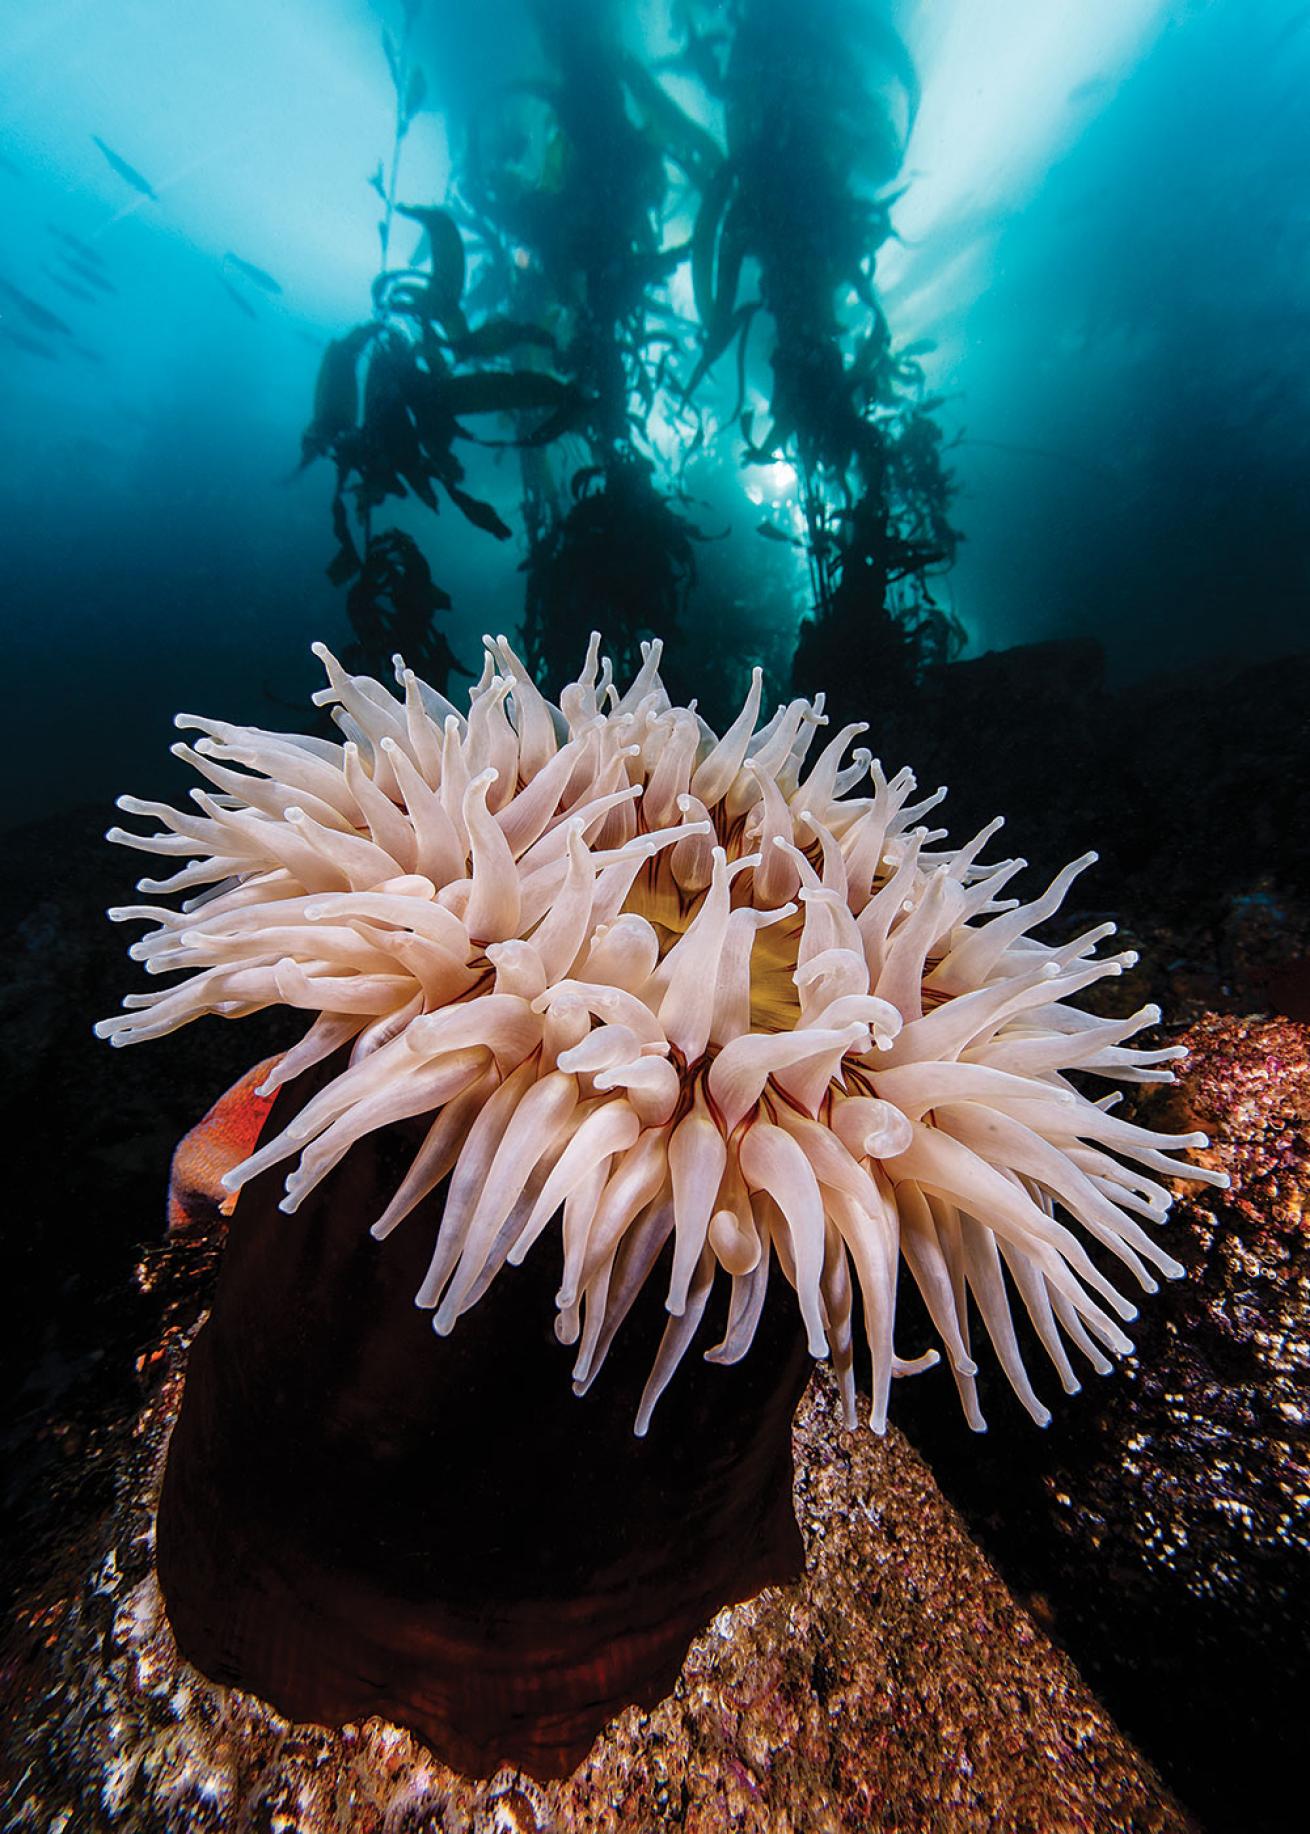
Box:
[2,0,1306,819]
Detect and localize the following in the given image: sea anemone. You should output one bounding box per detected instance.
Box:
[100,633,1225,1435]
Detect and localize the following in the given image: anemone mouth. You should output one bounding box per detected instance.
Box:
[101,632,1227,1436]
[622,840,807,1037]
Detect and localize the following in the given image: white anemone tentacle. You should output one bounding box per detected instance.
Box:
[101,633,1226,1434]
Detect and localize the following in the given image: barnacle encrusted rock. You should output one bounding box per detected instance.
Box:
[100,634,1223,1432]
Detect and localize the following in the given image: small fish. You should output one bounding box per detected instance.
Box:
[1,325,57,360]
[1067,76,1109,104]
[224,252,282,295]
[168,1058,282,1231]
[60,254,118,296]
[91,135,158,200]
[49,224,107,268]
[218,274,257,320]
[44,266,100,306]
[70,344,104,364]
[0,275,72,337]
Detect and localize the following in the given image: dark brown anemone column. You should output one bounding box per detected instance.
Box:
[156,1058,814,1779]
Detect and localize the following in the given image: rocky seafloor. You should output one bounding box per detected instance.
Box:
[2,644,1306,1830]
[2,1292,1195,1834]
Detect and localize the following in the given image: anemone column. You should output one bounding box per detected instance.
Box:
[156,1057,812,1779]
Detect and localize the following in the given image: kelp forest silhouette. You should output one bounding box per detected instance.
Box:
[300,0,961,727]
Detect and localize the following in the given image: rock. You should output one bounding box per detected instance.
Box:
[1,1241,1189,1831]
[893,1013,1310,1833]
[0,807,301,1615]
[880,648,1310,1026]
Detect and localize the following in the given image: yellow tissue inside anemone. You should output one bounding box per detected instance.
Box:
[621,850,805,1036]
[744,912,807,1033]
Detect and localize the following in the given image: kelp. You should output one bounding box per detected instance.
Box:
[342,528,467,690]
[303,0,962,713]
[521,455,697,694]
[458,0,702,693]
[300,0,575,690]
[300,259,572,591]
[672,0,960,713]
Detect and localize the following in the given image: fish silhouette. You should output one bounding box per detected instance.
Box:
[0,276,72,337]
[218,273,258,320]
[44,266,100,306]
[91,135,158,200]
[60,255,118,297]
[49,224,108,268]
[1,325,57,360]
[224,252,282,295]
